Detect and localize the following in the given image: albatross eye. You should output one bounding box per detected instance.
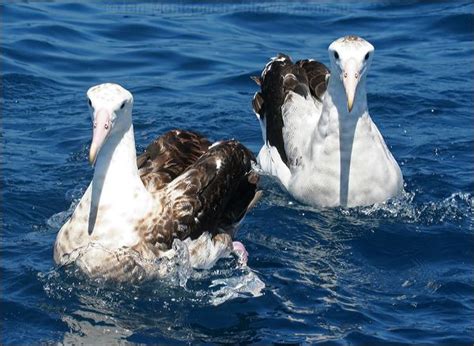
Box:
[120,101,126,110]
[364,52,370,61]
[334,51,339,60]
[88,98,92,107]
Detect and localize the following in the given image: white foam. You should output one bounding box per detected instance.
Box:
[209,268,265,306]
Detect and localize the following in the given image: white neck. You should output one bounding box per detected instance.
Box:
[317,75,369,136]
[93,123,140,195]
[312,76,371,206]
[88,121,151,233]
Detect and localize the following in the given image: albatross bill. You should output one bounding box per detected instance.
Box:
[89,108,113,165]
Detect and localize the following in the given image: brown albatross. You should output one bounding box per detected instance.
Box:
[54,83,260,282]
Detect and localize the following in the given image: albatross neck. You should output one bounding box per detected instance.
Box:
[327,75,368,121]
[315,76,369,137]
[92,122,146,204]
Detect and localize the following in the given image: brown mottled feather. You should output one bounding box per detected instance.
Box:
[137,130,211,193]
[141,140,259,250]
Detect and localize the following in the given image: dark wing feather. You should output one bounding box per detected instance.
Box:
[145,140,259,249]
[251,54,330,167]
[137,130,211,193]
[252,54,293,165]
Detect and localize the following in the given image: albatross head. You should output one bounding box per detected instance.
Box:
[86,83,133,165]
[328,35,374,112]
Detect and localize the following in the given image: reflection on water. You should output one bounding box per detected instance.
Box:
[62,304,133,344]
[40,258,265,343]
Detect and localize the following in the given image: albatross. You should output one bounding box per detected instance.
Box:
[54,83,260,281]
[252,35,403,207]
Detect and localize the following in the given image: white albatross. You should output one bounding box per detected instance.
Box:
[252,35,403,207]
[54,83,260,282]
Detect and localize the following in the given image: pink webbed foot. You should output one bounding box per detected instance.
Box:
[232,241,248,266]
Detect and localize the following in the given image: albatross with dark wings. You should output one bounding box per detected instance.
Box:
[252,35,403,207]
[54,83,260,281]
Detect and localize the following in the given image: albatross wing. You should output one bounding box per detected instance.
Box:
[137,137,259,250]
[252,55,329,185]
[137,130,211,193]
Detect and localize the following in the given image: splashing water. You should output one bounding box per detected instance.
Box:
[343,191,472,227]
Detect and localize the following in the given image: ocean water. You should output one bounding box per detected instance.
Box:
[2,1,473,344]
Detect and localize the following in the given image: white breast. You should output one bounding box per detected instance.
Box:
[288,113,403,207]
[54,181,155,266]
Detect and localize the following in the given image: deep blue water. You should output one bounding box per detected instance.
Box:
[2,1,473,344]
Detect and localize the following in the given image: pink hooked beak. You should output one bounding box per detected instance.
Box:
[342,59,360,113]
[89,109,112,165]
